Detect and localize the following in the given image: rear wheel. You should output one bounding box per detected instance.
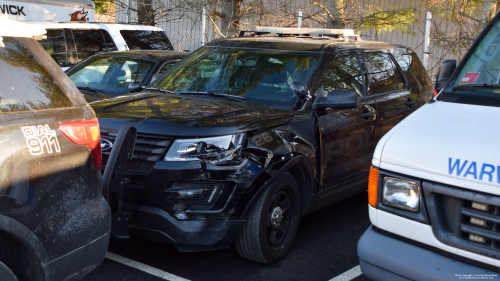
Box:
[0,261,18,281]
[235,172,301,264]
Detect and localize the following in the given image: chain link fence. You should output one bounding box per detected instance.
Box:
[111,0,473,80]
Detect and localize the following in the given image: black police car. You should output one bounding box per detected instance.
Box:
[0,19,110,280]
[92,27,433,264]
[66,50,188,102]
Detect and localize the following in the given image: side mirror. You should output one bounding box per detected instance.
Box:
[314,90,358,109]
[435,60,457,93]
[128,82,143,93]
[290,81,311,100]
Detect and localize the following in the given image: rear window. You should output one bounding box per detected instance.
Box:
[0,37,72,113]
[120,30,173,51]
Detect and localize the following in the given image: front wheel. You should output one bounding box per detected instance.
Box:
[235,172,301,264]
[0,261,18,281]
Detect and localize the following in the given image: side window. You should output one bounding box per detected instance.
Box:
[322,52,365,97]
[0,37,73,113]
[36,29,67,66]
[101,30,118,52]
[72,29,107,62]
[363,52,404,95]
[120,30,174,50]
[157,60,180,75]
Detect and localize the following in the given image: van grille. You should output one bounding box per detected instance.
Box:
[425,182,500,259]
[101,130,172,174]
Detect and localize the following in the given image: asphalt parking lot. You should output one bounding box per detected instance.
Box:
[83,192,372,281]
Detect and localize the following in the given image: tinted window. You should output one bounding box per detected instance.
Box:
[0,37,72,113]
[102,30,118,52]
[37,29,66,66]
[120,30,173,50]
[67,56,156,96]
[364,53,402,95]
[157,60,180,75]
[322,53,365,97]
[393,48,431,89]
[153,47,321,110]
[72,29,107,62]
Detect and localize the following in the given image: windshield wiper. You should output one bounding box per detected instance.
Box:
[145,87,175,94]
[453,84,500,90]
[77,86,105,94]
[176,91,245,102]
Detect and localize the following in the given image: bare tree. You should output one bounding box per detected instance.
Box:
[137,0,154,25]
[479,0,500,32]
[220,0,243,36]
[325,0,346,28]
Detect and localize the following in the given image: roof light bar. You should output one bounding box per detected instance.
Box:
[254,26,355,36]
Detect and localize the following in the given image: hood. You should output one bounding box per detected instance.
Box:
[91,92,294,136]
[374,101,500,195]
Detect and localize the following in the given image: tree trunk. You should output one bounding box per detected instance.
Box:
[325,0,346,29]
[478,0,500,33]
[220,0,242,37]
[137,0,155,26]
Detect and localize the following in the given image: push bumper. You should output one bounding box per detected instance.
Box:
[129,205,245,252]
[357,226,500,281]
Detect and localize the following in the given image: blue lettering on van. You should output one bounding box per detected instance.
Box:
[449,158,500,183]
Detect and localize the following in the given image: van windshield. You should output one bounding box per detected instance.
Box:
[452,18,500,91]
[152,47,321,110]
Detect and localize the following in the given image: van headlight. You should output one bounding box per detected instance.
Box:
[164,134,244,163]
[382,177,420,212]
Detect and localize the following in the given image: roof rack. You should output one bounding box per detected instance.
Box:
[239,27,361,41]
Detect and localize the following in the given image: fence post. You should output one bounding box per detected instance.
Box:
[298,8,302,28]
[201,6,206,46]
[423,11,432,70]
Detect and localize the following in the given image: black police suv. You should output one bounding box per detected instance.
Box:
[66,50,188,102]
[92,29,433,264]
[0,20,110,280]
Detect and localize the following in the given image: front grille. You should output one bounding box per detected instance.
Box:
[101,130,172,174]
[424,182,500,259]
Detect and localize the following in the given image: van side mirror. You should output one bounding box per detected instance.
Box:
[128,82,143,93]
[314,90,358,109]
[435,60,457,93]
[290,81,311,100]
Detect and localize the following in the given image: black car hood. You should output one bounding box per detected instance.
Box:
[91,92,294,136]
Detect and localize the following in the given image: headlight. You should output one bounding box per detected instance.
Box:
[382,177,420,212]
[164,134,244,162]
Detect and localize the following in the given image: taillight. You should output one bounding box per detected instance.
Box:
[368,166,379,208]
[58,118,102,171]
[433,89,438,97]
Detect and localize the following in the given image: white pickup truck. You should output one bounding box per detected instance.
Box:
[357,11,500,281]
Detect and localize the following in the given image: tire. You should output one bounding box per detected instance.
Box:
[0,261,18,281]
[235,172,301,264]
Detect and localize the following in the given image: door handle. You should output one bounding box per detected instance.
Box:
[406,100,416,106]
[360,112,374,118]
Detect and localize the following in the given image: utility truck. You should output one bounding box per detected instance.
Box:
[0,0,95,22]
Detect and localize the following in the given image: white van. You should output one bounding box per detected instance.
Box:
[357,11,500,280]
[0,0,95,22]
[32,22,174,70]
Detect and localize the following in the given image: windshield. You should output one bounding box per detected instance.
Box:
[152,47,321,110]
[452,18,500,91]
[67,56,156,96]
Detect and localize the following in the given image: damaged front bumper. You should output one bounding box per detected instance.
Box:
[128,205,245,251]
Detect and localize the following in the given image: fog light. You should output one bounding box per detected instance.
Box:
[177,189,204,199]
[472,202,489,212]
[207,186,218,203]
[382,177,420,212]
[470,217,488,227]
[469,234,486,243]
